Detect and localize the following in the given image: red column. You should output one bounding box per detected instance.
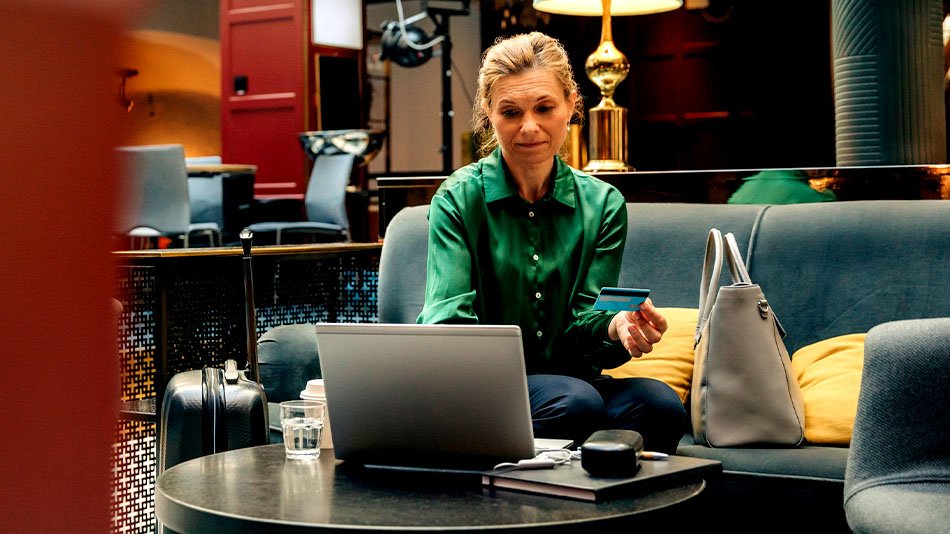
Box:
[0,2,142,531]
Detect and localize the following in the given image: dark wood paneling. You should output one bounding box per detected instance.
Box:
[377,165,950,235]
[479,1,835,171]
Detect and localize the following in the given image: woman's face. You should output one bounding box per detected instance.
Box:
[483,68,576,170]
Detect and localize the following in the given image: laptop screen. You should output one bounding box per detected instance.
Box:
[315,323,536,469]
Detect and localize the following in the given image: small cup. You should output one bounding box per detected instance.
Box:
[279,400,325,460]
[300,379,333,449]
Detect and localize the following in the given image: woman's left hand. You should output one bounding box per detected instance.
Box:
[607,298,668,358]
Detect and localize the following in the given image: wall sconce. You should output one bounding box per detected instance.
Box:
[533,0,681,172]
[117,68,138,112]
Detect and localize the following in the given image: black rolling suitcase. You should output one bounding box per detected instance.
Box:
[158,229,269,473]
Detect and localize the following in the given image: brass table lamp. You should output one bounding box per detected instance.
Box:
[533,0,682,172]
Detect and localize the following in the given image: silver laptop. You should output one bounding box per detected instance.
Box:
[314,323,536,471]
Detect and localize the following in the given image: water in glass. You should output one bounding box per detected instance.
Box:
[283,416,324,459]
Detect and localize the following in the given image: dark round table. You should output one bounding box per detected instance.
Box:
[156,444,718,533]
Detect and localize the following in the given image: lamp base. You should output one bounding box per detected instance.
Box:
[583,103,633,173]
[562,124,588,169]
[584,158,634,172]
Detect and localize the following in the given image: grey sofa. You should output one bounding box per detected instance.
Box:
[378,199,950,531]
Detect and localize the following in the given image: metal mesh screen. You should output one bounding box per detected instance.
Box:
[111,420,156,534]
[110,247,380,533]
[113,266,157,533]
[117,266,156,401]
[337,255,380,323]
[164,256,244,381]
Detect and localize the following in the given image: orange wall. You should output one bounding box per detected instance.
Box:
[120,29,221,157]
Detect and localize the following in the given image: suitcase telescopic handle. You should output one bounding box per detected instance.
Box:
[240,228,261,384]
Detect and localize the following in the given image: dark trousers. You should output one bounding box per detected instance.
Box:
[527,374,688,454]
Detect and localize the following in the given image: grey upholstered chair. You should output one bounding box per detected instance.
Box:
[115,144,221,248]
[844,318,950,533]
[186,173,224,246]
[185,155,225,246]
[248,153,354,244]
[377,205,430,324]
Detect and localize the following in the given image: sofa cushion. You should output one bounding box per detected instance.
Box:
[747,200,950,354]
[620,203,766,308]
[792,334,865,445]
[380,203,768,323]
[676,442,848,481]
[603,307,698,402]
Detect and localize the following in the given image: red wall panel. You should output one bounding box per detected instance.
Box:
[221,0,308,197]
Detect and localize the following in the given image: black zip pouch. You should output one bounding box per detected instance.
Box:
[580,429,643,477]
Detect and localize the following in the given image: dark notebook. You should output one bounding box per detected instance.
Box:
[482,455,721,502]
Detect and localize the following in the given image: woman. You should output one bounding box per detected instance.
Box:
[418,32,687,453]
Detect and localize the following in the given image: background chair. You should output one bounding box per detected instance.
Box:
[186,173,224,246]
[115,144,221,248]
[843,318,950,533]
[185,155,222,166]
[248,153,354,244]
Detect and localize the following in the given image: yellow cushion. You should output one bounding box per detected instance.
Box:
[604,308,698,403]
[791,333,865,446]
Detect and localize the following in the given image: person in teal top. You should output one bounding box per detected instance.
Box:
[418,32,687,453]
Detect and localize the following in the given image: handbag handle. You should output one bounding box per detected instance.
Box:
[696,228,724,345]
[696,230,786,344]
[724,231,787,339]
[724,232,752,284]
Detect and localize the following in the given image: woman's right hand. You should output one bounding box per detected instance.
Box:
[607,298,667,358]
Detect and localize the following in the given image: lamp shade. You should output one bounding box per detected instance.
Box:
[533,0,681,16]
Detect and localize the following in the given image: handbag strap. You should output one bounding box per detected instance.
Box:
[696,228,724,345]
[723,232,751,284]
[723,232,787,339]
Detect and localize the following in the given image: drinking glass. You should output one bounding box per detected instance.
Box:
[279,400,325,459]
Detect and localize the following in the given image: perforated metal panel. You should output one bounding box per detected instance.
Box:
[113,266,157,533]
[111,420,156,534]
[164,257,244,383]
[110,246,380,533]
[117,266,157,401]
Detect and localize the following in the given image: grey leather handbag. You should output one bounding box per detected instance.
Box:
[690,228,805,447]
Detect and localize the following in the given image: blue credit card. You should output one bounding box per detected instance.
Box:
[593,287,651,312]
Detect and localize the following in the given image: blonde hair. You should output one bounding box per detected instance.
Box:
[473,32,584,158]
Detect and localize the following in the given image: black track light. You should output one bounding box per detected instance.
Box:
[379,21,434,68]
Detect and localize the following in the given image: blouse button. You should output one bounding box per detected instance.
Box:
[536,330,543,338]
[535,292,542,299]
[528,211,535,218]
[532,254,539,261]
